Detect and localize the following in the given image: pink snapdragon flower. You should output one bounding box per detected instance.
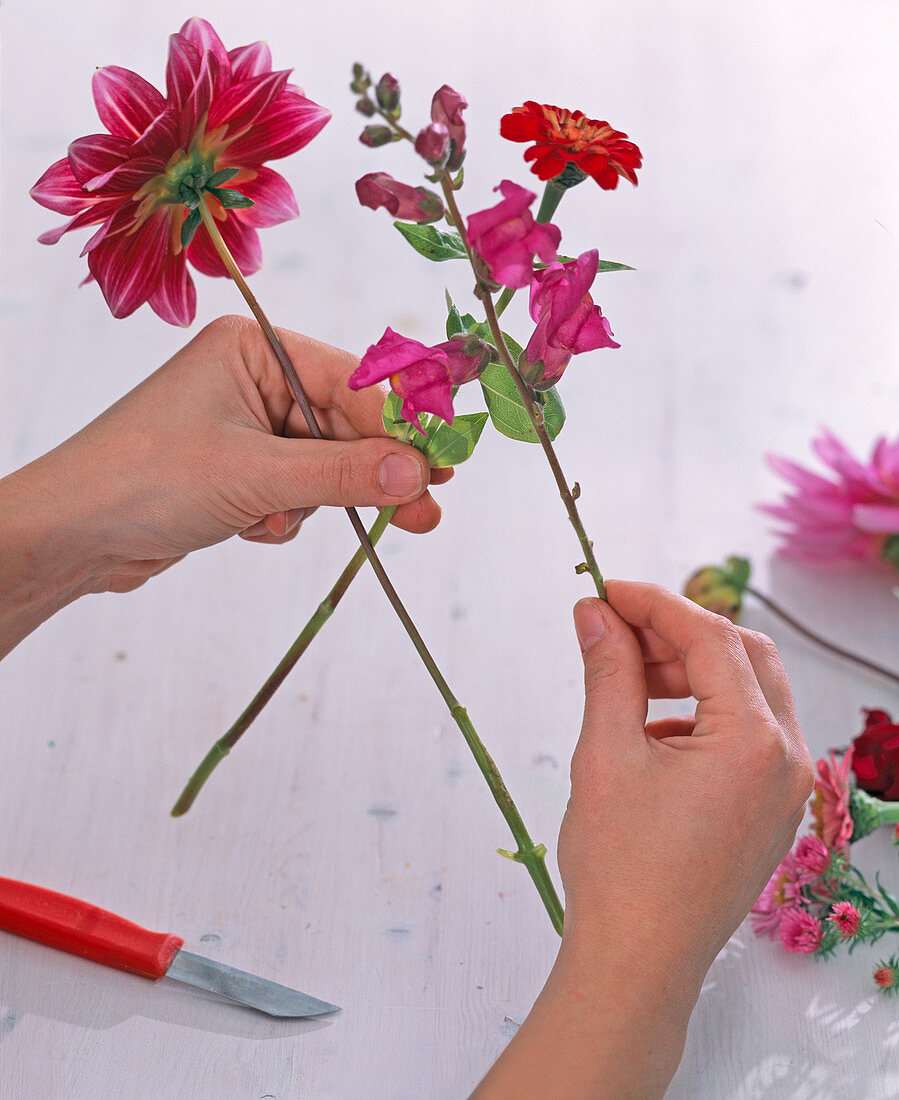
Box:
[761,429,899,567]
[430,86,467,172]
[778,907,824,954]
[466,181,561,289]
[810,749,855,853]
[827,901,861,940]
[750,851,806,937]
[355,172,444,223]
[524,250,620,387]
[30,18,330,325]
[348,327,491,427]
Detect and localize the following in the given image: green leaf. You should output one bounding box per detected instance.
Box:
[206,167,240,188]
[382,391,427,446]
[445,290,464,338]
[207,186,254,209]
[724,556,752,590]
[478,356,565,443]
[394,221,467,262]
[180,208,202,248]
[597,259,635,273]
[421,412,488,467]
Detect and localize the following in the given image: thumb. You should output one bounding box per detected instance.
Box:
[572,598,649,750]
[259,436,430,510]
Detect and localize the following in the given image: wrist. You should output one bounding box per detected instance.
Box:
[0,447,112,657]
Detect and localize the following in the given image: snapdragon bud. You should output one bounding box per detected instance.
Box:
[375,73,401,115]
[414,122,450,167]
[359,125,395,148]
[356,97,376,117]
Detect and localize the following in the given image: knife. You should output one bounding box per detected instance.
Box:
[0,876,339,1018]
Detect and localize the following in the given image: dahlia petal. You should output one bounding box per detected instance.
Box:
[148,251,196,326]
[852,503,899,534]
[30,158,90,215]
[207,70,291,133]
[92,66,166,140]
[165,33,203,109]
[235,166,299,227]
[83,155,165,194]
[80,209,120,254]
[178,51,220,146]
[186,212,262,277]
[87,208,170,318]
[67,133,132,185]
[37,202,117,246]
[814,428,870,483]
[130,109,180,160]
[766,454,838,494]
[178,17,231,86]
[222,90,331,162]
[228,41,273,81]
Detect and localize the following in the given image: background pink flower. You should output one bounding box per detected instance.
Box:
[761,429,899,567]
[827,901,861,939]
[30,18,330,325]
[810,749,855,853]
[466,180,560,289]
[750,852,805,937]
[779,907,824,954]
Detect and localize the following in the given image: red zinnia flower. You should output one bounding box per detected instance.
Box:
[500,102,641,190]
[851,709,899,801]
[30,18,330,326]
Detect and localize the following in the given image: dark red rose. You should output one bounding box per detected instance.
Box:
[851,708,899,800]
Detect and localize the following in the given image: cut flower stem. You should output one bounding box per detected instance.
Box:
[177,199,564,934]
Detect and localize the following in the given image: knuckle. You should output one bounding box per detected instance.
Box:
[322,448,358,501]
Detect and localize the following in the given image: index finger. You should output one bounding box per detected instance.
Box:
[604,580,771,717]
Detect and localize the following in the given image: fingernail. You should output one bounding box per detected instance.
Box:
[573,598,607,653]
[379,453,422,498]
[284,508,308,532]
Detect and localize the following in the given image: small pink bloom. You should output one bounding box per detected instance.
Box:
[760,429,899,566]
[348,327,490,427]
[792,834,833,881]
[827,901,861,939]
[355,172,443,223]
[466,180,561,290]
[810,749,855,853]
[779,907,824,954]
[414,122,450,167]
[750,851,805,937]
[524,250,620,386]
[430,85,467,172]
[30,18,330,326]
[873,963,898,990]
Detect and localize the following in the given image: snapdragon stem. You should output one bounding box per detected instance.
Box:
[184,199,564,933]
[745,585,899,686]
[438,179,607,600]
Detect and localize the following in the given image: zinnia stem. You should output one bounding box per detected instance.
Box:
[172,504,396,816]
[188,199,563,933]
[745,585,899,686]
[438,179,606,600]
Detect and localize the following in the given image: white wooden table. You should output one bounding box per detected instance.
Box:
[2,1,897,1096]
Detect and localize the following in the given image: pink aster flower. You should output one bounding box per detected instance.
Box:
[810,749,855,853]
[792,834,834,881]
[827,901,861,939]
[30,17,330,325]
[779,907,824,954]
[761,429,899,567]
[523,250,620,387]
[355,172,444,223]
[750,851,806,937]
[348,327,491,427]
[466,181,561,289]
[873,961,898,992]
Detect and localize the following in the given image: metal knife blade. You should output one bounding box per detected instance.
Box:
[0,876,338,1018]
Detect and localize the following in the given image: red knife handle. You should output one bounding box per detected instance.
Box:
[0,877,183,979]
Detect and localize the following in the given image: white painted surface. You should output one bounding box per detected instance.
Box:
[1,1,898,1097]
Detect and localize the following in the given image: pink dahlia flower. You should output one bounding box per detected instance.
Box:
[779,907,824,954]
[30,18,330,325]
[810,749,855,853]
[761,429,899,567]
[355,172,443,223]
[466,181,561,290]
[524,250,620,387]
[348,327,491,427]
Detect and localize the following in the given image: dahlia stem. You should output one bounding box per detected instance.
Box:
[172,504,395,816]
[438,179,607,600]
[745,585,899,687]
[190,198,563,932]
